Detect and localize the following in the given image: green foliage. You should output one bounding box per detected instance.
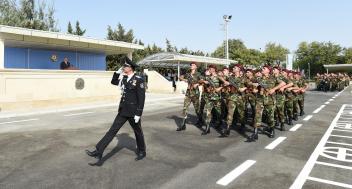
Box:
[67,21,73,34]
[294,41,342,75]
[0,0,58,31]
[262,42,289,66]
[342,48,352,64]
[211,39,263,67]
[74,21,85,36]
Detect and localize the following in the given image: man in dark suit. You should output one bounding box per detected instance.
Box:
[86,56,146,164]
[60,57,71,70]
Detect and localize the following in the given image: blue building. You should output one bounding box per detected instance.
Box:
[0,25,143,71]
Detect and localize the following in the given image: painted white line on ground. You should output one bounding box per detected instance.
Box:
[265,137,287,150]
[303,115,313,121]
[327,141,352,147]
[307,176,352,188]
[325,101,330,105]
[328,99,334,102]
[216,160,256,186]
[332,97,336,99]
[0,118,39,125]
[290,104,346,189]
[316,161,352,171]
[333,128,352,133]
[63,112,94,117]
[290,124,303,132]
[330,134,352,139]
[313,105,326,114]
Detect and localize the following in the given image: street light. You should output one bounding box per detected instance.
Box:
[223,15,232,66]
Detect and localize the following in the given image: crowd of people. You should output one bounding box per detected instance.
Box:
[314,73,350,92]
[177,63,311,142]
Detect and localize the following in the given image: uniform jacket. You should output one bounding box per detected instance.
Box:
[111,72,145,117]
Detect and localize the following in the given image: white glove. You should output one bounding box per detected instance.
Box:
[115,67,123,74]
[134,115,141,123]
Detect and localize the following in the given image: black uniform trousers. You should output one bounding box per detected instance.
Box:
[96,114,146,154]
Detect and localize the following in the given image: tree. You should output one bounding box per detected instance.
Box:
[262,42,289,66]
[294,41,342,75]
[67,21,73,34]
[342,48,352,64]
[106,23,136,70]
[212,39,263,67]
[73,21,86,36]
[0,0,59,31]
[165,38,177,52]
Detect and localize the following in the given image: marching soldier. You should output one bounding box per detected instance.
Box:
[219,64,247,137]
[199,65,222,135]
[177,62,203,131]
[273,67,287,131]
[247,65,285,142]
[86,57,146,164]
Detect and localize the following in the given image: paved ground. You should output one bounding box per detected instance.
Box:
[0,87,351,189]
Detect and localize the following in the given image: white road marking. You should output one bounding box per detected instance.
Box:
[325,101,330,105]
[307,176,352,188]
[63,112,94,117]
[327,141,352,147]
[265,137,287,150]
[290,124,303,132]
[328,99,334,102]
[216,160,256,186]
[333,128,352,133]
[330,134,352,139]
[0,118,39,125]
[315,161,352,170]
[290,104,346,189]
[303,115,313,121]
[332,97,336,99]
[313,105,326,114]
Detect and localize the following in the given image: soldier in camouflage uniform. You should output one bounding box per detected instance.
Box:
[247,65,286,142]
[244,69,256,123]
[199,65,223,135]
[273,67,288,131]
[281,70,295,126]
[177,62,203,131]
[219,64,247,137]
[294,72,308,116]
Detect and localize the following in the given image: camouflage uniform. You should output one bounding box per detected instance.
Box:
[244,76,256,123]
[202,75,222,135]
[284,78,295,125]
[297,78,307,116]
[177,71,202,131]
[222,75,246,136]
[274,75,287,127]
[253,76,277,137]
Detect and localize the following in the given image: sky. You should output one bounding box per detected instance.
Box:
[53,0,352,54]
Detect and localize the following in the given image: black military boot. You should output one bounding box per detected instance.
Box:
[288,117,293,126]
[247,128,258,142]
[275,120,279,127]
[239,123,246,134]
[195,114,203,128]
[85,149,102,161]
[220,124,229,137]
[176,118,186,131]
[269,127,275,138]
[293,114,298,121]
[202,124,210,135]
[280,122,285,131]
[300,111,305,116]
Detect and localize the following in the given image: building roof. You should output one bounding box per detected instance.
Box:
[324,64,352,72]
[0,25,143,55]
[137,52,236,68]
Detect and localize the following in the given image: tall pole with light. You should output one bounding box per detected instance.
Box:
[223,15,232,66]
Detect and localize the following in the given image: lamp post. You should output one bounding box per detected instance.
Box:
[223,15,232,66]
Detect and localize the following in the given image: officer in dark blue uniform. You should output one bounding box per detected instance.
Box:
[86,56,146,164]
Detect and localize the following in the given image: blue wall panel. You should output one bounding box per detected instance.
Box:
[4,47,28,69]
[4,47,106,70]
